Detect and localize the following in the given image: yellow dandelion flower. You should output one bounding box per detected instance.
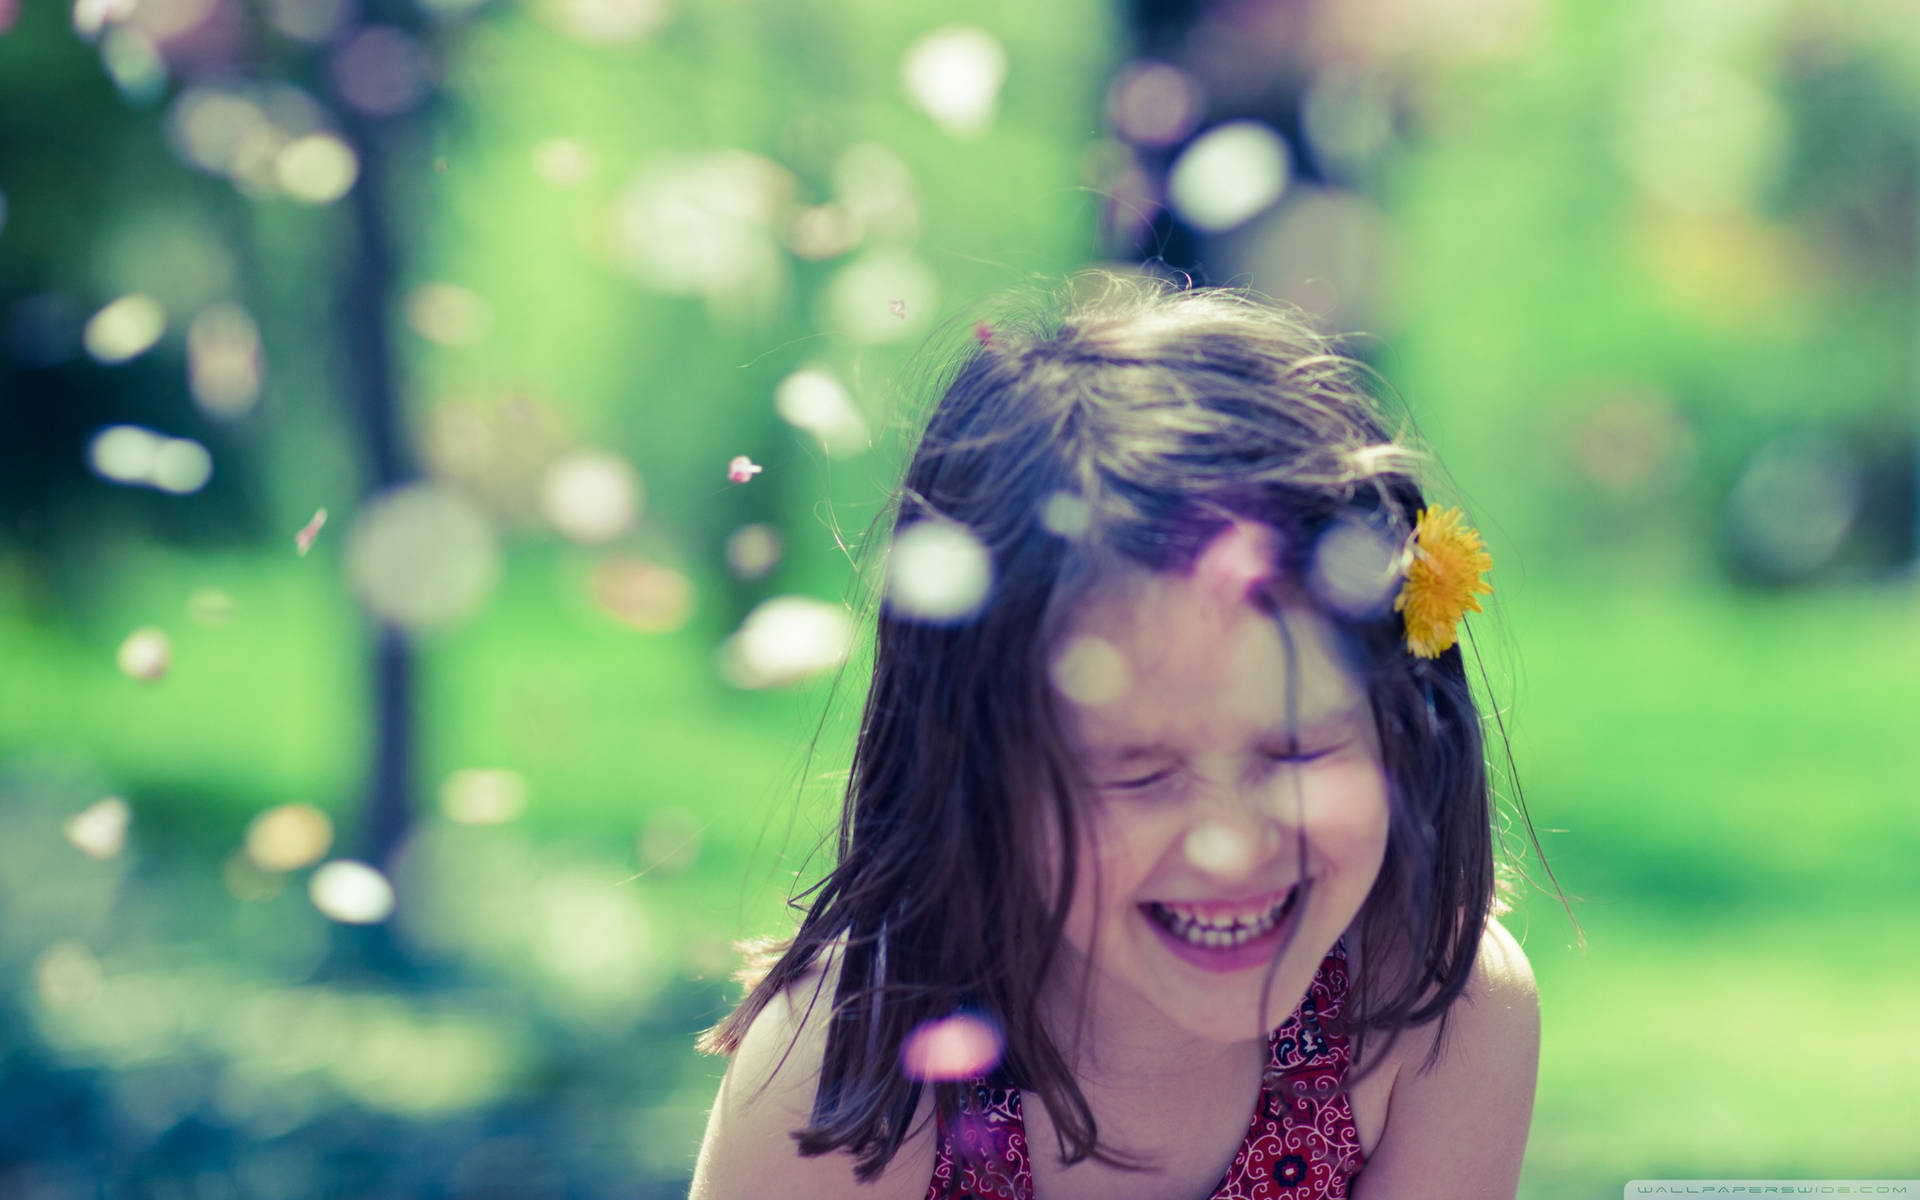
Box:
[1394,505,1493,659]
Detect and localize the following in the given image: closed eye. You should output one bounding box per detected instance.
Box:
[1265,743,1339,766]
[1102,768,1177,791]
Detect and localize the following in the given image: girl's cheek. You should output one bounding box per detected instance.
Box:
[1076,813,1139,883]
[1299,763,1392,844]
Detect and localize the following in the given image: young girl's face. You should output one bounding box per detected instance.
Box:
[1045,534,1391,1044]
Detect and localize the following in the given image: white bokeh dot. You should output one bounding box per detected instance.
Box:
[885,520,991,624]
[309,859,396,924]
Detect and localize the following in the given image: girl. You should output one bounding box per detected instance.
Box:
[691,277,1548,1200]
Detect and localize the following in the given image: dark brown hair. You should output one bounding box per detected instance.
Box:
[699,273,1561,1185]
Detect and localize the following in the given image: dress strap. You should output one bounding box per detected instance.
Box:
[1240,945,1366,1194]
[925,1083,1034,1200]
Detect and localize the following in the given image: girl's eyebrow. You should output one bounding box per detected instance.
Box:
[1089,742,1176,766]
[1087,703,1367,763]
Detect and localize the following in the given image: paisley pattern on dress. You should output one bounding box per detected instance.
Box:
[924,941,1363,1200]
[924,1083,1035,1200]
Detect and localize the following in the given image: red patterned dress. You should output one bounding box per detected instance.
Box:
[924,940,1364,1199]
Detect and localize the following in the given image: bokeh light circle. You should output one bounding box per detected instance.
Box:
[1049,635,1131,707]
[900,26,1008,138]
[345,483,501,632]
[774,367,868,457]
[245,803,334,872]
[1308,517,1404,621]
[539,449,643,544]
[885,520,991,624]
[1182,820,1261,879]
[83,294,165,363]
[901,1013,1004,1082]
[65,796,132,860]
[1167,121,1291,233]
[718,596,854,688]
[115,626,172,681]
[440,768,529,825]
[309,860,396,924]
[724,524,782,581]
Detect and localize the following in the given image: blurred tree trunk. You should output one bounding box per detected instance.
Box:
[324,0,428,938]
[335,110,416,878]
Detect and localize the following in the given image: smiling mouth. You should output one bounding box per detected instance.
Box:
[1142,886,1301,950]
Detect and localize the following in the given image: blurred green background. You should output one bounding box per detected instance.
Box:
[2,0,1917,1196]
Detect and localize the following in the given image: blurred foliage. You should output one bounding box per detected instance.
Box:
[2,0,1918,1196]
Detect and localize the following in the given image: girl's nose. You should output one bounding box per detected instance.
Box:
[1181,812,1282,881]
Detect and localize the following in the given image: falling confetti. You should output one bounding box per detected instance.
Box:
[610,151,794,302]
[533,138,595,186]
[187,303,263,418]
[82,294,165,364]
[332,26,432,118]
[245,803,334,872]
[885,520,992,624]
[901,1013,1004,1081]
[727,455,763,483]
[774,366,869,457]
[1038,492,1091,539]
[264,0,346,42]
[1308,517,1402,620]
[296,507,327,556]
[1193,521,1277,610]
[783,203,858,260]
[822,250,936,344]
[900,25,1009,138]
[589,556,693,633]
[344,484,501,631]
[724,524,783,581]
[718,595,854,688]
[405,282,493,347]
[1049,635,1130,707]
[186,587,235,626]
[72,0,136,38]
[1728,436,1863,579]
[276,133,359,204]
[439,767,528,825]
[1107,60,1204,149]
[65,796,131,860]
[1167,120,1291,233]
[88,425,213,494]
[541,0,667,44]
[974,321,993,346]
[309,859,396,924]
[115,626,171,681]
[32,942,104,1010]
[540,449,643,543]
[1183,820,1262,879]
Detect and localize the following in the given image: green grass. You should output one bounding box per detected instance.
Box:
[1491,578,1920,1193]
[1521,905,1920,1195]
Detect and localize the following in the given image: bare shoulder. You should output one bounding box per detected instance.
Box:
[689,949,936,1200]
[1349,914,1541,1200]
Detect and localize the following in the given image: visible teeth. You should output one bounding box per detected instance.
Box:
[1149,889,1296,950]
